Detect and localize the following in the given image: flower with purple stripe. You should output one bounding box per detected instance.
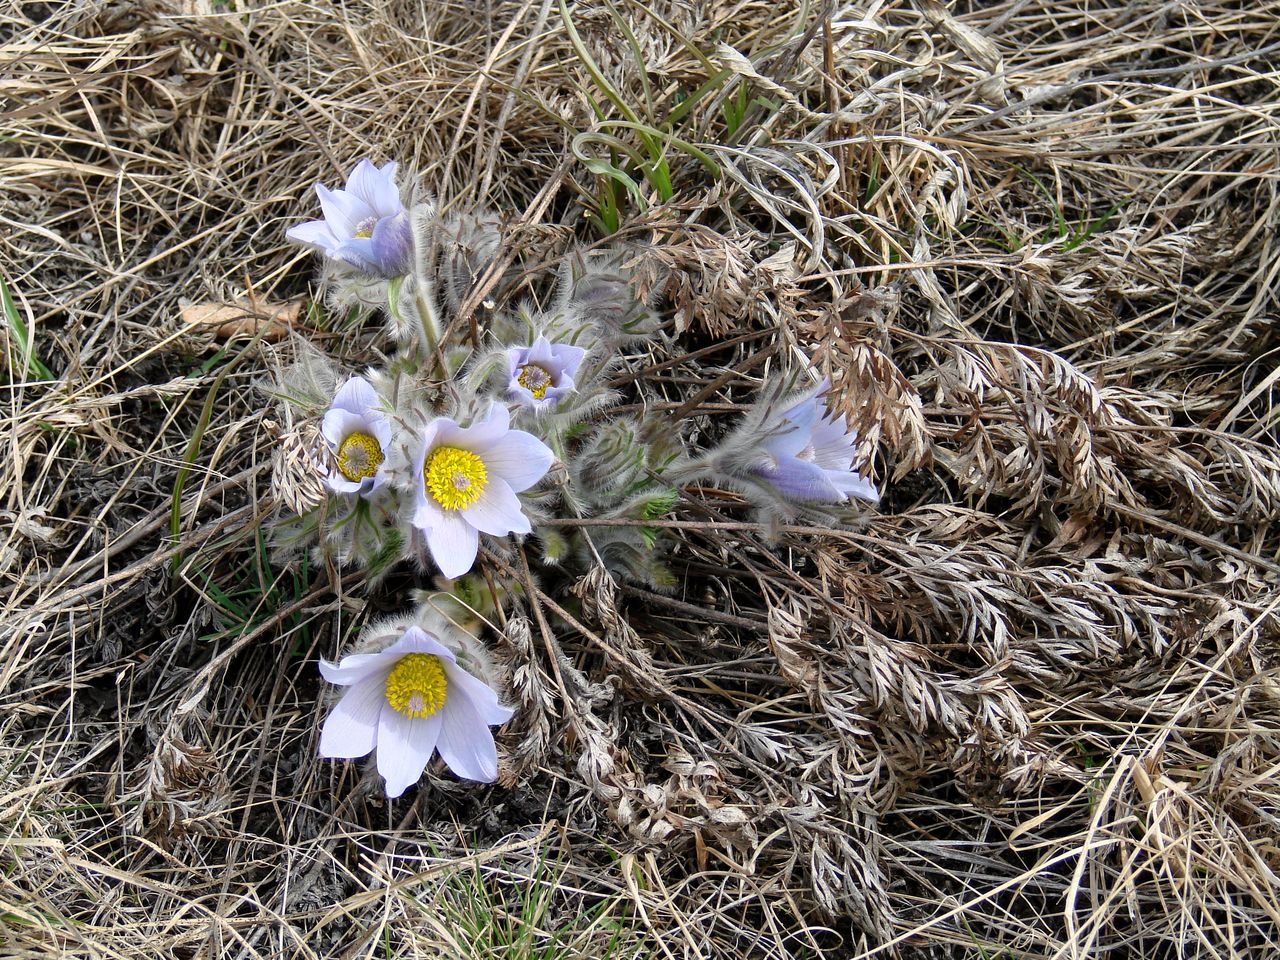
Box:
[286,159,413,277]
[754,383,879,505]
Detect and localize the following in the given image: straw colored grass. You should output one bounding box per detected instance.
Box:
[2,0,1279,957]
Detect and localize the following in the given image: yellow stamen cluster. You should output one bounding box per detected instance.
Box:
[424,445,488,510]
[336,431,384,482]
[385,654,448,718]
[353,216,377,239]
[517,363,553,400]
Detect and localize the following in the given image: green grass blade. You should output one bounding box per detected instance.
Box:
[0,277,53,381]
[559,0,642,126]
[602,0,654,121]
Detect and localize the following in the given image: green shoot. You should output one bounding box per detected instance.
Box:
[0,277,53,381]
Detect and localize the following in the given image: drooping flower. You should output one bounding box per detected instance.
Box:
[411,401,554,578]
[286,159,413,277]
[321,376,392,497]
[505,335,587,409]
[754,383,879,504]
[318,625,515,795]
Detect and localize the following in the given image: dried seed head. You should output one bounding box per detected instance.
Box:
[269,417,331,515]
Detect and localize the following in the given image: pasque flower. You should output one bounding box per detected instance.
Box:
[754,383,880,504]
[322,376,392,497]
[286,159,413,277]
[318,625,515,795]
[411,401,554,578]
[505,335,587,408]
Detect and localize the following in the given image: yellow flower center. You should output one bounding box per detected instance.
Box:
[354,215,377,239]
[517,363,553,400]
[336,431,384,482]
[385,653,448,718]
[424,445,488,510]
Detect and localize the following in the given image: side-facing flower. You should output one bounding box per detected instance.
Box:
[411,401,554,578]
[318,625,514,795]
[505,335,587,409]
[286,159,413,277]
[322,376,392,497]
[754,383,880,504]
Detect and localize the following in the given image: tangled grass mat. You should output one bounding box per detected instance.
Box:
[3,1,1280,957]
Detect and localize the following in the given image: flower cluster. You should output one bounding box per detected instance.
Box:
[273,159,881,798]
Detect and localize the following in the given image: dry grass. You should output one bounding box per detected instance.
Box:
[3,0,1280,957]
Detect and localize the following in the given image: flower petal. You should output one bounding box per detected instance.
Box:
[444,660,516,727]
[413,494,444,532]
[319,647,402,685]
[461,476,529,536]
[331,237,380,272]
[346,159,403,217]
[315,182,371,238]
[371,415,394,452]
[439,401,510,453]
[426,512,480,579]
[370,211,412,276]
[318,675,385,758]
[757,457,844,503]
[321,408,369,448]
[414,420,442,466]
[479,429,554,492]
[286,219,339,252]
[809,415,857,470]
[783,392,821,422]
[507,381,538,407]
[411,422,445,528]
[398,625,459,663]
[551,343,587,378]
[376,708,442,798]
[436,694,500,782]
[332,376,379,416]
[547,371,576,397]
[325,474,364,496]
[828,469,880,503]
[506,346,527,378]
[527,335,554,367]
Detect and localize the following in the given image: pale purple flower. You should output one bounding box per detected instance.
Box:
[321,376,392,497]
[754,383,879,504]
[411,401,554,579]
[505,335,587,408]
[286,159,412,277]
[318,625,515,795]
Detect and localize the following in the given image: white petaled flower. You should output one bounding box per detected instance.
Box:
[286,159,413,277]
[321,376,392,497]
[318,625,515,795]
[411,401,554,579]
[754,382,880,504]
[505,335,587,409]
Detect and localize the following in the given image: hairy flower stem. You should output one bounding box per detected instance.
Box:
[660,453,715,487]
[412,284,445,379]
